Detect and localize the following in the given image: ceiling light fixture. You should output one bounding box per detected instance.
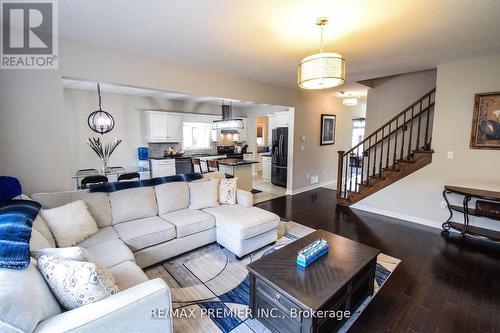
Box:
[87,83,115,134]
[298,17,346,90]
[343,98,358,106]
[212,100,244,130]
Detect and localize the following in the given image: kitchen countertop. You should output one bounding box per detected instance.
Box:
[149,154,223,160]
[218,159,258,166]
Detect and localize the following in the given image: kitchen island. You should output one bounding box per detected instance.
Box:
[218,159,258,192]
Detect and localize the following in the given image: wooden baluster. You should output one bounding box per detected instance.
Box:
[407,106,414,158]
[379,127,384,177]
[344,153,348,196]
[386,122,391,169]
[393,117,398,168]
[400,112,406,160]
[372,132,377,176]
[366,137,371,185]
[356,146,361,191]
[416,99,423,149]
[360,146,365,190]
[424,94,431,149]
[336,151,344,199]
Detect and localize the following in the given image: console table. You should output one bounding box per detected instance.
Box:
[442,185,500,241]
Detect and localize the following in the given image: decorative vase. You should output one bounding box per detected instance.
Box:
[101,157,110,174]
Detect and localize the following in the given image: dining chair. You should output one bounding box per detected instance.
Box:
[118,172,140,182]
[81,175,108,189]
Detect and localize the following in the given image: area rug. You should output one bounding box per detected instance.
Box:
[144,222,401,333]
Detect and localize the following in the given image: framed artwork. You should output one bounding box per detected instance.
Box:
[470,91,500,149]
[320,114,336,145]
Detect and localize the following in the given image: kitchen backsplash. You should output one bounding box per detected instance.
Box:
[148,143,179,158]
[148,142,217,158]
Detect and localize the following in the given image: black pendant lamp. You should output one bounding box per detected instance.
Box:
[87,83,115,135]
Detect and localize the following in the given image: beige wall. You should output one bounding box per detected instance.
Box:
[291,89,366,191]
[365,69,437,134]
[354,55,500,231]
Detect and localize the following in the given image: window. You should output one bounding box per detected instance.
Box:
[182,122,212,150]
[351,118,366,156]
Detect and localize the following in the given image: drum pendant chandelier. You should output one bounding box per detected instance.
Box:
[87,83,115,135]
[297,17,346,90]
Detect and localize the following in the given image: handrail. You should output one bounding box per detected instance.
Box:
[343,88,435,156]
[361,102,434,153]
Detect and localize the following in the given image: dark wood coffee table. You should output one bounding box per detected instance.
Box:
[247,229,380,333]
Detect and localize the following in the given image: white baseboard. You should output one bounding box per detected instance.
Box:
[289,180,336,195]
[351,203,442,230]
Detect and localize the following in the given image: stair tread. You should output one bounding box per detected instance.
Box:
[413,149,434,154]
[382,167,401,172]
[397,158,416,163]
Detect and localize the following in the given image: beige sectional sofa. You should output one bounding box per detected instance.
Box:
[0,172,280,332]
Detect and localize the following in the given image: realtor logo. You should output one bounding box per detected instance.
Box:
[1,0,58,69]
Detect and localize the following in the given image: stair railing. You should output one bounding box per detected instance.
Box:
[337,88,436,200]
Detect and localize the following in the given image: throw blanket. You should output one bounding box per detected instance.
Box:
[0,176,22,205]
[0,200,41,269]
[89,172,203,193]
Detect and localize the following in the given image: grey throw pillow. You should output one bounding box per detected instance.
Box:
[37,255,119,310]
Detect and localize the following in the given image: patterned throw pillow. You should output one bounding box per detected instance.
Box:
[37,255,119,310]
[219,178,237,205]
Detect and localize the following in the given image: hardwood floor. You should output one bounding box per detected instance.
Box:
[256,188,500,333]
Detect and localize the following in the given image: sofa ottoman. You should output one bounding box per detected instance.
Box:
[203,206,280,258]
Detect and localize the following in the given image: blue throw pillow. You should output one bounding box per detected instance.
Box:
[0,176,22,204]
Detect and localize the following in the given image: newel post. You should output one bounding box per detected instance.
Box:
[337,151,345,198]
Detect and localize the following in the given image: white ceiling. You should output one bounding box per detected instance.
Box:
[59,0,500,89]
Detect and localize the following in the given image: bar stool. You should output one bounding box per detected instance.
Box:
[191,158,205,173]
[207,160,234,179]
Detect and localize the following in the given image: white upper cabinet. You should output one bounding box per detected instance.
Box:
[145,111,183,142]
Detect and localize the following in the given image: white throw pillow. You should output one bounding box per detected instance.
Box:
[41,200,99,247]
[31,246,114,283]
[188,178,220,209]
[37,255,119,310]
[219,178,238,205]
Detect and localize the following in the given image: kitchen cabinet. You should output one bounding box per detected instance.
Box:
[145,111,183,142]
[262,155,271,181]
[268,112,289,145]
[150,159,176,177]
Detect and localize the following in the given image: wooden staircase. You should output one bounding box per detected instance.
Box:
[336,88,436,206]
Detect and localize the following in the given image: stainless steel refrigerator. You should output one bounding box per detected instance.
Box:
[271,127,288,187]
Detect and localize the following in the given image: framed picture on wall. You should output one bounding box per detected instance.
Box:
[470,91,500,149]
[320,114,336,145]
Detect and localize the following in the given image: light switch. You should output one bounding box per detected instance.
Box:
[447,151,454,159]
[301,136,306,142]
